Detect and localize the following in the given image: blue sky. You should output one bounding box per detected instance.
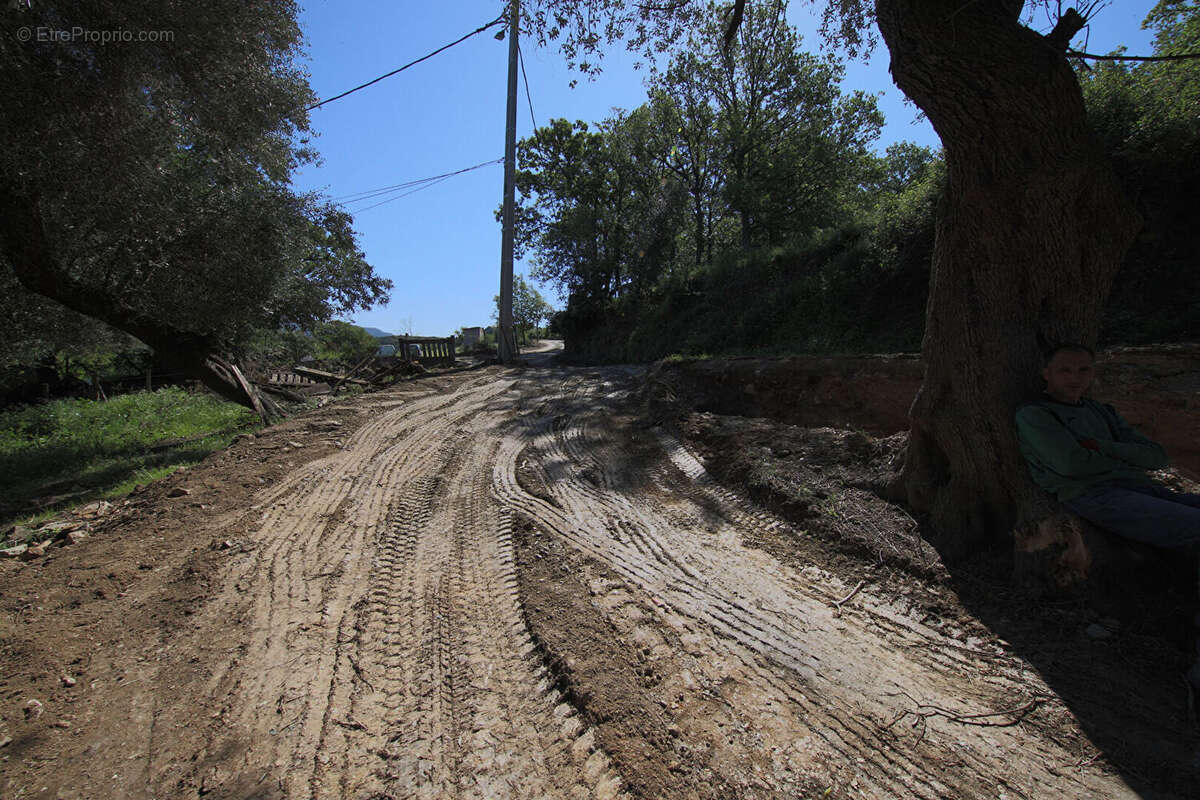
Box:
[292,1,1159,337]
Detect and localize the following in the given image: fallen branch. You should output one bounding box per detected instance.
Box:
[832,580,866,616]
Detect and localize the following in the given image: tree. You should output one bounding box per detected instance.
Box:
[514,116,685,309]
[495,275,554,344]
[313,321,379,365]
[867,2,1140,557]
[518,4,880,312]
[0,1,391,419]
[666,1,881,248]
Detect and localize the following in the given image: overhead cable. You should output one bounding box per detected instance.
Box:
[336,158,505,213]
[518,43,538,130]
[307,13,507,112]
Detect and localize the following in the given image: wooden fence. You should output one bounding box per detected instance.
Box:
[394,336,457,368]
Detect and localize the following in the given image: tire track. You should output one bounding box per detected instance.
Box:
[175,373,627,799]
[495,369,1141,800]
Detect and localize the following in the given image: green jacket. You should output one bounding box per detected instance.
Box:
[1014,395,1169,501]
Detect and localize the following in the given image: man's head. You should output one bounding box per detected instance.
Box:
[1042,343,1095,404]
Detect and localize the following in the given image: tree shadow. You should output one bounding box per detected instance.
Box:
[933,530,1200,797]
[0,440,232,528]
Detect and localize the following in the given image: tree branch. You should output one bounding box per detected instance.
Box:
[1067,49,1200,62]
[723,0,746,53]
[1046,7,1085,52]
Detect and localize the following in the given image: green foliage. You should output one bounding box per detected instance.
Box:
[0,387,256,525]
[665,1,882,248]
[244,327,316,365]
[0,0,391,365]
[522,1,1198,363]
[312,321,378,365]
[495,276,556,345]
[1080,0,1200,344]
[516,0,882,321]
[562,217,929,363]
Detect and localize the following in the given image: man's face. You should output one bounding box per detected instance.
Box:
[1042,350,1095,404]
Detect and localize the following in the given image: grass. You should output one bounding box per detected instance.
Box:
[0,387,258,530]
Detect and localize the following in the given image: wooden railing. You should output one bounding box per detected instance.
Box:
[395,336,457,367]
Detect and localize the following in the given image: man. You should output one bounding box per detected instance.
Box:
[1017,343,1200,692]
[1016,343,1200,553]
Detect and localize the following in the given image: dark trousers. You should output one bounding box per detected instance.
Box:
[1062,482,1200,555]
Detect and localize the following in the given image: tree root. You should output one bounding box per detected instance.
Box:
[882,690,1050,742]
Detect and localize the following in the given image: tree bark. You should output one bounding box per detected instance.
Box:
[874,1,1140,559]
[0,191,280,422]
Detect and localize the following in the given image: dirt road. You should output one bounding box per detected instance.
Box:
[0,354,1187,798]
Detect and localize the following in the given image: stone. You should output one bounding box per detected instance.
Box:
[38,520,80,535]
[61,675,77,688]
[19,541,49,561]
[74,501,112,519]
[4,524,33,542]
[1085,623,1114,640]
[24,699,43,720]
[168,487,190,498]
[1,544,28,559]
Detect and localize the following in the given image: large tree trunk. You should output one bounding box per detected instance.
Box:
[0,191,281,423]
[874,1,1140,560]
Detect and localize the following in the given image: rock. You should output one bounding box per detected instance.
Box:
[1085,623,1114,640]
[168,487,191,498]
[4,524,33,542]
[74,500,112,519]
[0,735,11,748]
[1,544,29,559]
[233,433,256,444]
[38,520,81,535]
[24,699,43,720]
[286,440,305,449]
[63,531,88,547]
[19,541,49,561]
[61,675,77,688]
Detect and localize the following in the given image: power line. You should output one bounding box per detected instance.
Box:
[336,158,504,213]
[518,43,537,130]
[333,158,502,203]
[353,175,457,213]
[306,14,507,112]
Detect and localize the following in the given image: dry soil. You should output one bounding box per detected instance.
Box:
[2,349,1197,799]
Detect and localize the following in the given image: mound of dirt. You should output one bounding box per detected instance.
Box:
[648,345,1200,479]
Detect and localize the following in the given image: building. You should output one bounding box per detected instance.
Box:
[461,327,484,348]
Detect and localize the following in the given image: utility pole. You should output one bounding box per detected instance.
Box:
[497,0,519,363]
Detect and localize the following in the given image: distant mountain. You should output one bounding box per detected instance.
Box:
[362,327,395,338]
